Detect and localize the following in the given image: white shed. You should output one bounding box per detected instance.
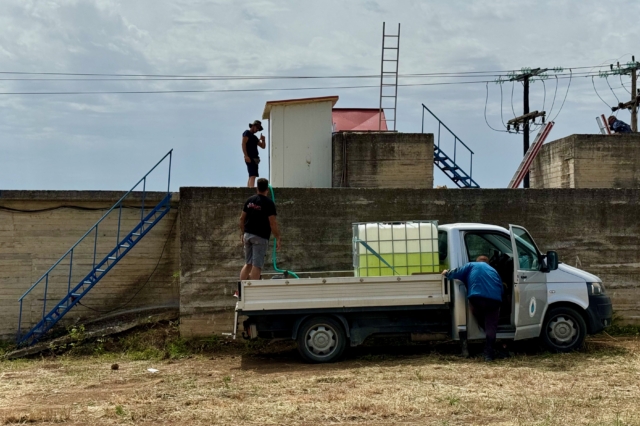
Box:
[263,96,338,188]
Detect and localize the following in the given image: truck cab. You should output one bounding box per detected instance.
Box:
[442,223,612,352]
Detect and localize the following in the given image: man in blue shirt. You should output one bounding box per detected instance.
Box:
[608,116,632,134]
[442,255,504,361]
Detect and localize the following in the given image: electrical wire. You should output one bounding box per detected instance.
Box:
[0,71,622,96]
[606,76,620,104]
[484,82,510,133]
[546,76,560,119]
[510,80,517,118]
[78,213,178,315]
[499,81,508,129]
[592,76,612,109]
[548,69,572,122]
[620,74,631,94]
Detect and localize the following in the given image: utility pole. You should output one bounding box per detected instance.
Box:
[610,57,640,132]
[508,68,548,188]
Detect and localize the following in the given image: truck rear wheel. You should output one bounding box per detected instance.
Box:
[297,317,347,363]
[541,306,587,353]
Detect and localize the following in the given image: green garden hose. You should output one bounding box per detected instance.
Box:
[268,184,299,279]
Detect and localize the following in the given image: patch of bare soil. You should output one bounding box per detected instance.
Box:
[0,336,639,425]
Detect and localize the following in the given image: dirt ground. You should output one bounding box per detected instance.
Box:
[0,335,639,425]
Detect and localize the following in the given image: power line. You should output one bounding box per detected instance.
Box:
[605,76,620,103]
[484,82,510,133]
[0,70,620,96]
[592,76,612,109]
[548,69,572,122]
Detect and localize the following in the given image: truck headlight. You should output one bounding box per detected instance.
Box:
[588,282,604,295]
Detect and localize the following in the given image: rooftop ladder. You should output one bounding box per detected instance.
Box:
[16,150,173,346]
[378,22,400,131]
[422,104,480,188]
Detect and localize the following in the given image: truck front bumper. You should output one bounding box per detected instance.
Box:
[586,294,613,334]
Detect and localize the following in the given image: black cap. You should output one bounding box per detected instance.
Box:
[249,120,263,131]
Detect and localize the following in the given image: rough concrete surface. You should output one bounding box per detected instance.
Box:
[180,187,640,337]
[332,132,434,188]
[531,134,640,188]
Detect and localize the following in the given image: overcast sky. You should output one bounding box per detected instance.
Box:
[1,0,639,191]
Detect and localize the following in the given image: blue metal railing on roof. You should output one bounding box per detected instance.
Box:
[421,104,480,188]
[17,150,173,346]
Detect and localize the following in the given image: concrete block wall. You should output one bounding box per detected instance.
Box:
[180,187,640,338]
[531,134,640,188]
[0,191,180,340]
[332,132,434,188]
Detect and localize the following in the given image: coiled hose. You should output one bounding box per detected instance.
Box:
[268,184,299,279]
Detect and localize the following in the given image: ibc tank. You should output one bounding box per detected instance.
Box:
[353,221,439,277]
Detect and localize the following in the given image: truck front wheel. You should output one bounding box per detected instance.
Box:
[297,317,347,363]
[541,306,587,353]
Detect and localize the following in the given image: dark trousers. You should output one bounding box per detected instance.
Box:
[468,296,501,357]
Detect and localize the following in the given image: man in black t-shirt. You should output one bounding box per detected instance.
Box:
[242,120,266,188]
[239,178,281,280]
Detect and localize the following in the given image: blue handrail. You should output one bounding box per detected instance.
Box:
[421,104,479,188]
[17,150,173,342]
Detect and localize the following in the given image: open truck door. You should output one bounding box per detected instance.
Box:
[509,225,548,340]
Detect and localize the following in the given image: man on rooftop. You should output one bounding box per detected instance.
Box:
[608,116,632,134]
[242,120,266,187]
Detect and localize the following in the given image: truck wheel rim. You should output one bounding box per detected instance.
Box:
[548,315,578,346]
[306,325,337,357]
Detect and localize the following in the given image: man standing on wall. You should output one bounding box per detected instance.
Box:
[242,120,266,187]
[442,255,504,361]
[240,178,281,280]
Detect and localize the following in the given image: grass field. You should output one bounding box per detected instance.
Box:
[0,325,639,425]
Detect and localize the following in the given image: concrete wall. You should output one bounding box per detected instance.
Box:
[0,191,180,340]
[531,134,640,188]
[332,132,434,188]
[268,101,334,188]
[180,187,640,338]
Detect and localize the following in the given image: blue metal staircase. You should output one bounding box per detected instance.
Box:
[422,104,480,188]
[17,150,173,346]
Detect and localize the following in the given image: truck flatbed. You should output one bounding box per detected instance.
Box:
[237,274,450,313]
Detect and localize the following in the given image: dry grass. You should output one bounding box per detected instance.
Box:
[0,333,639,425]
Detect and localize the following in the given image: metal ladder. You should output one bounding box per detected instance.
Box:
[508,123,554,188]
[16,150,173,346]
[596,114,612,135]
[378,22,400,131]
[422,104,480,188]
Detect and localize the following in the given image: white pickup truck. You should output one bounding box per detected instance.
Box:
[234,223,613,363]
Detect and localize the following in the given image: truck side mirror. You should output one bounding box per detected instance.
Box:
[546,251,559,271]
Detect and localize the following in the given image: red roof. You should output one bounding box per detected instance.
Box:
[332,108,388,132]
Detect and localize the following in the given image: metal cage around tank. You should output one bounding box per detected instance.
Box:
[352,220,440,277]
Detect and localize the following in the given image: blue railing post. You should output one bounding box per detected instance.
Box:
[437,122,441,149]
[454,137,457,164]
[17,300,23,342]
[470,153,473,179]
[116,204,122,246]
[167,150,172,194]
[141,177,146,224]
[42,274,49,320]
[421,107,425,133]
[67,250,73,293]
[93,226,98,268]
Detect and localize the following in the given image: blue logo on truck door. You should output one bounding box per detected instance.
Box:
[529,297,537,318]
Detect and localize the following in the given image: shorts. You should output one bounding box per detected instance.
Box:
[244,233,268,268]
[246,159,259,177]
